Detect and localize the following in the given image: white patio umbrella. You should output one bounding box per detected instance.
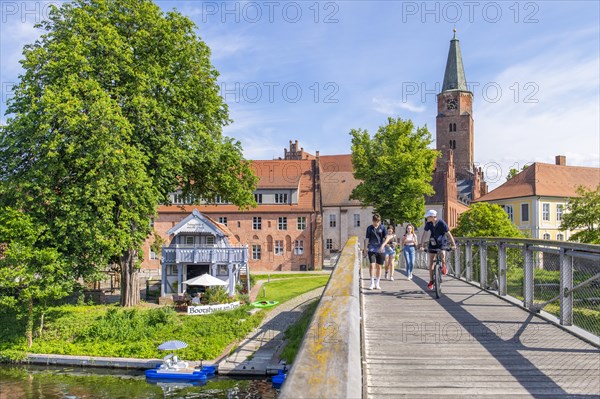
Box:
[158,340,188,351]
[182,273,227,287]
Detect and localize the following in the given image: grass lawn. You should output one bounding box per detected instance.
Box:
[256,275,330,304]
[280,300,319,364]
[0,304,265,361]
[252,273,328,280]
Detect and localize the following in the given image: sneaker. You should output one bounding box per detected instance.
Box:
[384,272,388,280]
[442,263,448,275]
[427,281,434,290]
[390,276,394,281]
[376,284,382,290]
[369,282,375,290]
[408,273,413,280]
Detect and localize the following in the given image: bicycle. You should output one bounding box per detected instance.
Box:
[430,246,452,299]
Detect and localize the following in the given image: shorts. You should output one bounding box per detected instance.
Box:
[384,246,395,256]
[368,252,386,265]
[427,245,444,254]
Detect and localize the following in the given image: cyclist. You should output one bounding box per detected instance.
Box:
[363,214,387,290]
[419,210,456,290]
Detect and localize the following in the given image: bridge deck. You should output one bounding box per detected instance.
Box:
[361,268,600,398]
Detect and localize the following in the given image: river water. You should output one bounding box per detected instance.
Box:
[0,365,277,399]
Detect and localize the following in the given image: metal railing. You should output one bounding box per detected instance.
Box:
[425,238,600,338]
[162,245,247,264]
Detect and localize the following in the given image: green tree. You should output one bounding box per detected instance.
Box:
[452,202,524,238]
[350,117,438,225]
[0,208,73,347]
[506,164,530,181]
[560,185,600,244]
[0,0,257,307]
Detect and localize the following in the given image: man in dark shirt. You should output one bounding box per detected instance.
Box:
[419,210,456,290]
[363,214,387,290]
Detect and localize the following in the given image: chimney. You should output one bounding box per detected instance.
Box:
[555,155,566,166]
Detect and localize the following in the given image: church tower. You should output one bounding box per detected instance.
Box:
[436,30,474,179]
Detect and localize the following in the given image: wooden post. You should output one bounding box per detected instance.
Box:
[559,248,573,326]
[523,244,534,309]
[465,242,473,282]
[498,242,507,296]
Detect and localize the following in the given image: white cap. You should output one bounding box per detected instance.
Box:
[424,210,437,218]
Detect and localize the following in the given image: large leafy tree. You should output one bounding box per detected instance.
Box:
[560,185,600,244]
[0,208,72,347]
[350,117,438,225]
[0,0,257,306]
[452,202,524,238]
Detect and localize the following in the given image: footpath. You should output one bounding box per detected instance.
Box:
[217,286,325,375]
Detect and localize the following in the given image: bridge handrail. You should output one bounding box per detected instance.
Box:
[279,236,362,399]
[450,236,600,343]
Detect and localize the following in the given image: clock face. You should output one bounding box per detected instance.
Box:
[446,98,458,110]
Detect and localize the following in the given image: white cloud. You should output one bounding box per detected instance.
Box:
[372,97,426,114]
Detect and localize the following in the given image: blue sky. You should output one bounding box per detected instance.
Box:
[1,1,599,189]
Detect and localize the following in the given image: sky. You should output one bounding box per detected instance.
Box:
[1,1,599,190]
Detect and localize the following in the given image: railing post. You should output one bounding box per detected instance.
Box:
[480,241,487,288]
[559,248,573,326]
[498,242,507,296]
[523,244,534,309]
[465,242,473,282]
[454,243,461,279]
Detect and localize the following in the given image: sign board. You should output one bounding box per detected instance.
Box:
[187,302,241,315]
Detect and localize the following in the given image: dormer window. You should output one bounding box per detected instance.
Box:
[275,193,288,204]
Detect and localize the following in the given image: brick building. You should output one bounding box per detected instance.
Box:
[142,153,323,273]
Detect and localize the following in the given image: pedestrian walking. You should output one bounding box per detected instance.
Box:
[402,224,418,280]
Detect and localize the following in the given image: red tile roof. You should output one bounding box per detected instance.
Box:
[475,162,600,202]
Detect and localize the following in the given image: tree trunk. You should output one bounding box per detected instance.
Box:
[39,311,45,337]
[26,298,33,348]
[120,249,140,307]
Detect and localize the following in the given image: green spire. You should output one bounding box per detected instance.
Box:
[442,29,468,92]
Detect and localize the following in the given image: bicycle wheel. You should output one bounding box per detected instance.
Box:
[434,261,442,299]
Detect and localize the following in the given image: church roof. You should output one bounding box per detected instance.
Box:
[442,31,469,92]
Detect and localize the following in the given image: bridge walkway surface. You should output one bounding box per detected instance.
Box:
[362,268,600,399]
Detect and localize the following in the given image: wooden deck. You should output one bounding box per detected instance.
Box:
[361,268,600,398]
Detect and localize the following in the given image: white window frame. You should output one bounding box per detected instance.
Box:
[275,193,288,204]
[217,265,228,276]
[353,214,360,227]
[557,233,564,241]
[543,233,551,240]
[252,245,261,260]
[542,203,550,222]
[167,265,177,275]
[218,216,228,226]
[297,216,306,230]
[185,236,195,245]
[329,214,336,228]
[294,240,304,255]
[326,239,333,250]
[274,240,284,255]
[505,205,514,222]
[253,216,262,230]
[206,236,215,245]
[278,217,287,230]
[556,204,564,222]
[254,193,263,204]
[150,250,158,260]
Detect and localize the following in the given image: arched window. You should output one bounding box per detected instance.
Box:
[452,123,457,132]
[449,123,453,132]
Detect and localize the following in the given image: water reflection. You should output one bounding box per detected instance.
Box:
[0,365,277,399]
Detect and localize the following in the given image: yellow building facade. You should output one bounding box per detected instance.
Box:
[474,157,599,240]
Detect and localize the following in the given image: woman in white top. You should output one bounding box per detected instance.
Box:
[402,224,418,280]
